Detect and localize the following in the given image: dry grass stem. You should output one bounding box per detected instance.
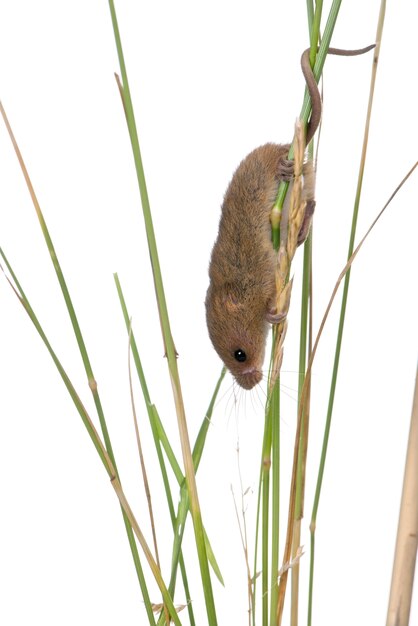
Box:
[231,484,253,626]
[269,121,308,392]
[273,140,418,626]
[235,442,254,626]
[278,546,305,577]
[231,443,255,626]
[269,120,310,622]
[127,323,167,622]
[151,603,188,615]
[386,366,418,626]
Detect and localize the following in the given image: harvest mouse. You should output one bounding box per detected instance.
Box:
[205,142,302,390]
[205,45,375,390]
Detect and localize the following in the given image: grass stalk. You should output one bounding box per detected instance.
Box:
[114,275,225,622]
[234,444,254,625]
[261,411,272,626]
[308,3,386,623]
[288,8,316,616]
[272,0,342,224]
[127,323,162,573]
[267,6,338,615]
[114,272,193,620]
[0,248,186,626]
[269,383,280,626]
[299,159,418,624]
[252,428,266,626]
[107,3,218,622]
[306,0,315,34]
[0,104,115,461]
[308,0,323,55]
[116,273,225,582]
[267,119,310,624]
[270,0,383,619]
[291,234,313,626]
[0,249,114,477]
[386,365,418,626]
[275,378,305,626]
[0,101,160,625]
[231,484,252,626]
[160,393,226,602]
[255,0,375,621]
[114,275,184,490]
[117,280,226,573]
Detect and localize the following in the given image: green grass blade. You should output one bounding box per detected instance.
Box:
[108,4,219,621]
[261,409,273,626]
[0,103,116,465]
[153,399,226,588]
[0,101,159,624]
[269,384,280,626]
[308,6,386,624]
[266,2,345,622]
[267,2,339,614]
[252,471,263,626]
[308,0,323,52]
[165,369,227,586]
[203,526,224,586]
[157,488,190,626]
[291,31,315,601]
[192,367,226,472]
[0,248,158,625]
[114,274,197,622]
[110,476,183,626]
[115,274,226,594]
[263,0,350,624]
[291,234,312,626]
[273,0,343,222]
[311,0,386,556]
[159,370,227,587]
[0,248,114,476]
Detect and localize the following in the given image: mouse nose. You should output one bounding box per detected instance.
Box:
[235,367,262,390]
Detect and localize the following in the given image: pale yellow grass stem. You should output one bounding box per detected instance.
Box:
[386,366,418,626]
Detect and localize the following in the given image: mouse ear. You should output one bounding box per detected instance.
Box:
[221,284,242,313]
[266,309,286,324]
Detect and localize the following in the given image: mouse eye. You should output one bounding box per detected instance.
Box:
[234,349,247,363]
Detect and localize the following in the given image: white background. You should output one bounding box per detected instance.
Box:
[0,1,417,625]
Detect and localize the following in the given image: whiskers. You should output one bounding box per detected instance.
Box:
[214,368,301,426]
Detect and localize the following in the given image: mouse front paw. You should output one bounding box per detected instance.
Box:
[277,158,294,182]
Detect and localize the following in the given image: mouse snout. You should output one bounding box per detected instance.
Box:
[235,367,262,390]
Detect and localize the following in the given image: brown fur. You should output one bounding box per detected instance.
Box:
[205,143,300,390]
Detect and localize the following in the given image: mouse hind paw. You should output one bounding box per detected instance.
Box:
[297,199,316,245]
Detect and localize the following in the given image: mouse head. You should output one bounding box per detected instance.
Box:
[205,284,269,390]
